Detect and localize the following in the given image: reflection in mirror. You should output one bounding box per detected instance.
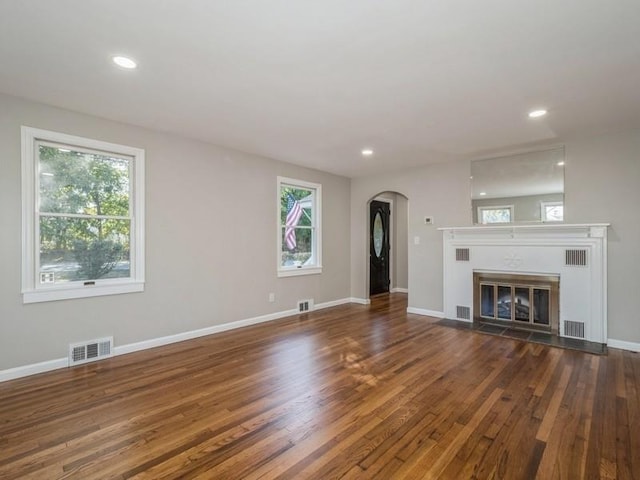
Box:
[471,147,564,224]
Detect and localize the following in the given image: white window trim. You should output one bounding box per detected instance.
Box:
[277,176,322,277]
[477,205,514,224]
[21,126,145,303]
[540,201,564,222]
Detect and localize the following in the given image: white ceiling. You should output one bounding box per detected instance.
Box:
[1,1,639,178]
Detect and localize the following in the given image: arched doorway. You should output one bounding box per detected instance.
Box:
[367,192,409,298]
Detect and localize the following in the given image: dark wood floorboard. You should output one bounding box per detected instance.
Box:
[0,294,639,479]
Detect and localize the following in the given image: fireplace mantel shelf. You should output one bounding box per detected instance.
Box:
[438,223,610,232]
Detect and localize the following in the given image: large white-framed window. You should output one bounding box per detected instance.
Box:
[277,176,322,277]
[478,205,513,224]
[21,126,145,303]
[541,201,564,222]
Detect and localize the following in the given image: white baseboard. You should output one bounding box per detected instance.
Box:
[349,297,371,305]
[407,307,445,318]
[314,298,352,310]
[391,287,408,293]
[0,297,366,383]
[115,307,300,356]
[607,338,640,352]
[0,357,68,383]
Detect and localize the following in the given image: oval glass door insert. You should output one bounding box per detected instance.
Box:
[373,212,384,257]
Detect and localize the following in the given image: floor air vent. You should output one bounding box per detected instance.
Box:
[69,337,113,366]
[298,299,314,313]
[564,321,585,339]
[456,305,471,320]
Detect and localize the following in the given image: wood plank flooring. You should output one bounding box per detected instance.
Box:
[1,294,639,479]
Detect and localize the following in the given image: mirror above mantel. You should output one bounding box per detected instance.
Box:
[471,147,565,224]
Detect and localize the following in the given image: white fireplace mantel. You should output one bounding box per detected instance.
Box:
[439,223,609,343]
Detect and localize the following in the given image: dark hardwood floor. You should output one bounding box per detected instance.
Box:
[1,294,639,479]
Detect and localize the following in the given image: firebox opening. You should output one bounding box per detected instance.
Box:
[473,272,559,335]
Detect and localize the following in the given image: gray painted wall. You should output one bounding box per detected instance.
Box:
[2,91,638,373]
[393,194,408,290]
[350,128,640,343]
[0,94,351,371]
[351,162,470,307]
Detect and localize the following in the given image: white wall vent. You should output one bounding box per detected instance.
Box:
[456,305,471,320]
[564,321,585,339]
[297,299,314,313]
[456,248,470,262]
[69,337,113,366]
[565,249,587,266]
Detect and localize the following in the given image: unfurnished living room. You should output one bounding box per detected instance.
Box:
[0,1,639,479]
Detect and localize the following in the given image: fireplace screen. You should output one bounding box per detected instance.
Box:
[481,284,551,325]
[474,272,558,333]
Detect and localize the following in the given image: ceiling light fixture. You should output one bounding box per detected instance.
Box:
[557,161,565,166]
[528,109,547,118]
[112,55,137,69]
[479,192,487,196]
[361,148,374,157]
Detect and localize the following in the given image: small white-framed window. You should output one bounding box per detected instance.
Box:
[21,126,145,303]
[541,201,564,222]
[277,177,322,277]
[478,205,513,224]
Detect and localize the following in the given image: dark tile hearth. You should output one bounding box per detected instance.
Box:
[437,319,607,355]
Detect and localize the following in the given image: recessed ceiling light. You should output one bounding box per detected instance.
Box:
[557,161,565,166]
[479,192,487,196]
[528,109,547,118]
[112,55,137,69]
[361,148,374,157]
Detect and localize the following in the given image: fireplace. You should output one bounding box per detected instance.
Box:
[439,223,609,344]
[473,272,559,334]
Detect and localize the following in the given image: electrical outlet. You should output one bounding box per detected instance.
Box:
[268,293,275,302]
[414,236,420,245]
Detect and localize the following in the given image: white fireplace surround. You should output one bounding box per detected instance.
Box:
[439,224,609,344]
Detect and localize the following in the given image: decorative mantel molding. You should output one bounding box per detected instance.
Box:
[440,223,609,344]
[439,223,610,238]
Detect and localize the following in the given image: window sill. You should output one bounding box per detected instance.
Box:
[277,266,322,278]
[23,282,144,304]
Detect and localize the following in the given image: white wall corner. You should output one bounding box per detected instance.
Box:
[349,297,371,305]
[391,287,409,293]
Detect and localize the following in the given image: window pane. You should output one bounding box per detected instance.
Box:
[373,212,384,257]
[544,205,564,221]
[514,287,530,321]
[533,289,550,325]
[39,144,130,216]
[480,284,495,317]
[40,216,130,283]
[280,186,312,226]
[281,227,313,266]
[497,285,512,320]
[481,208,511,224]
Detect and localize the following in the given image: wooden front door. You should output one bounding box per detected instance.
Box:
[369,200,390,296]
